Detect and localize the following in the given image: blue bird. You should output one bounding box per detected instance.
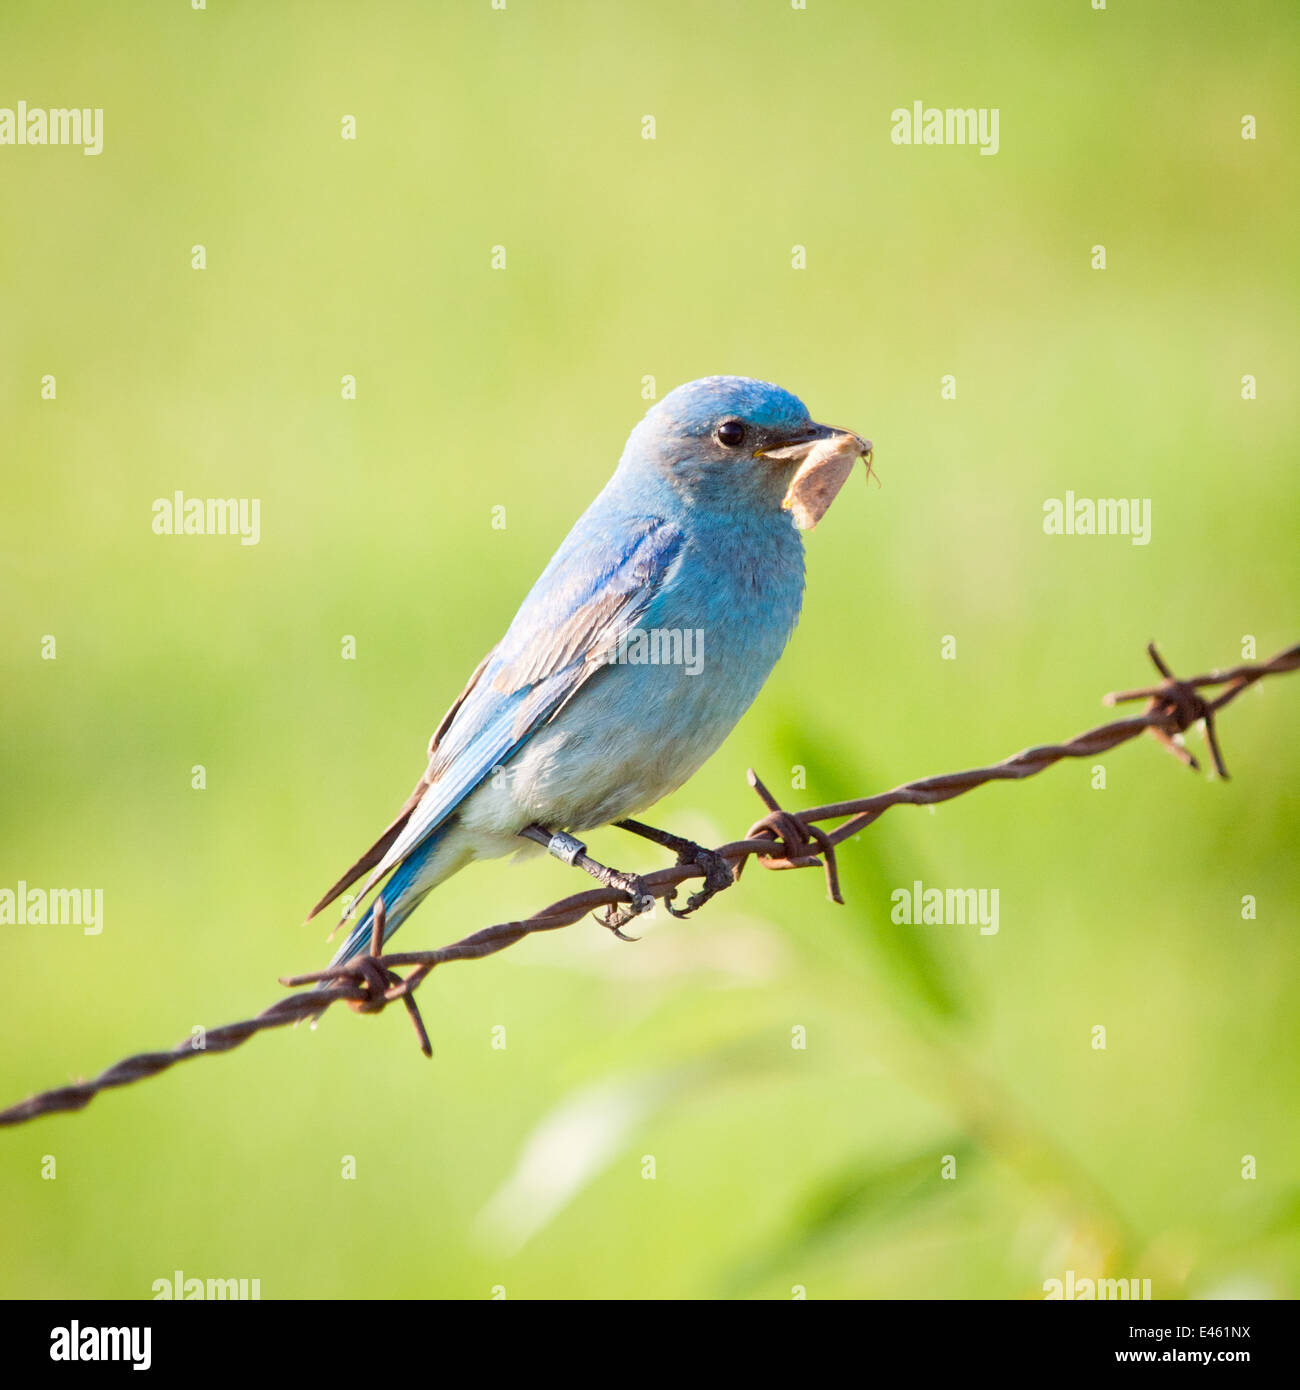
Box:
[307,376,869,974]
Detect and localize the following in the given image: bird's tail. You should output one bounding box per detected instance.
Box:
[314,821,469,997]
[325,851,433,971]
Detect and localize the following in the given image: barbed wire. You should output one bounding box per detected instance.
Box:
[2,640,1295,1128]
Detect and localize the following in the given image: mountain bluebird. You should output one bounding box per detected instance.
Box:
[308,376,869,970]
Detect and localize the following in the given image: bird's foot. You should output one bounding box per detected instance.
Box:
[596,871,656,939]
[613,819,735,919]
[518,823,657,940]
[665,842,735,919]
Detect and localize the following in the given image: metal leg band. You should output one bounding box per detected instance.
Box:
[545,830,587,866]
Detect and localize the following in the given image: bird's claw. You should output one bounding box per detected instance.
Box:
[665,843,735,918]
[596,872,655,938]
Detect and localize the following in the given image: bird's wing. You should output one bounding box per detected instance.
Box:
[306,515,684,922]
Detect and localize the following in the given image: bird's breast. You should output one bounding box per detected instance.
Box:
[464,513,806,835]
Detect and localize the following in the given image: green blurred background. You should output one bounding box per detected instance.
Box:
[2,0,1297,1300]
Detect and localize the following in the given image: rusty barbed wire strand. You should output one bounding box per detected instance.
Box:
[2,640,1295,1128]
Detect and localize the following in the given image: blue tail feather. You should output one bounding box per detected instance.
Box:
[326,833,440,970]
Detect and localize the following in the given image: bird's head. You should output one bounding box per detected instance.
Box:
[621,375,869,520]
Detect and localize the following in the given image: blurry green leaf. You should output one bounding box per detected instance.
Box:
[773,720,966,1022]
[724,1141,978,1293]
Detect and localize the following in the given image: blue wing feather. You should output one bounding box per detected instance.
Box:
[321,512,684,936]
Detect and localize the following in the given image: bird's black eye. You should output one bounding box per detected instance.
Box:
[716,420,745,448]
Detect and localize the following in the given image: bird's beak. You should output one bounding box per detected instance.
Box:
[760,423,875,530]
[756,422,872,463]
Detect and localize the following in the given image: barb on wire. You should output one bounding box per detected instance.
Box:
[2,640,1296,1128]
